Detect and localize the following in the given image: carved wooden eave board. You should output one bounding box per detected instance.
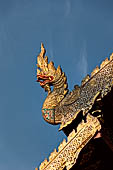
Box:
[36,114,101,170]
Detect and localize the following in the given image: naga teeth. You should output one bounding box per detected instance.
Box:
[49,77,51,80]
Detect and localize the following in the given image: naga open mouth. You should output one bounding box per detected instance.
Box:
[37,74,54,86]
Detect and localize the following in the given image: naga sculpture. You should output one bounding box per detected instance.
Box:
[36,44,113,170]
[37,43,113,130]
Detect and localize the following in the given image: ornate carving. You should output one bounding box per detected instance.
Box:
[36,45,113,169]
[37,43,68,124]
[58,54,113,129]
[36,114,101,170]
[36,44,113,129]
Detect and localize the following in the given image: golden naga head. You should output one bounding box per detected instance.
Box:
[37,43,62,89]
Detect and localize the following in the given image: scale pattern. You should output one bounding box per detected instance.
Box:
[55,57,113,129]
[37,114,101,170]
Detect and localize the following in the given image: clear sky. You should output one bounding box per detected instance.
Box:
[0,0,113,170]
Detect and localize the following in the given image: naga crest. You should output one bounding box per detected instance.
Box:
[37,43,68,95]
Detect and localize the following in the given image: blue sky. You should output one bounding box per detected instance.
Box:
[0,0,113,169]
